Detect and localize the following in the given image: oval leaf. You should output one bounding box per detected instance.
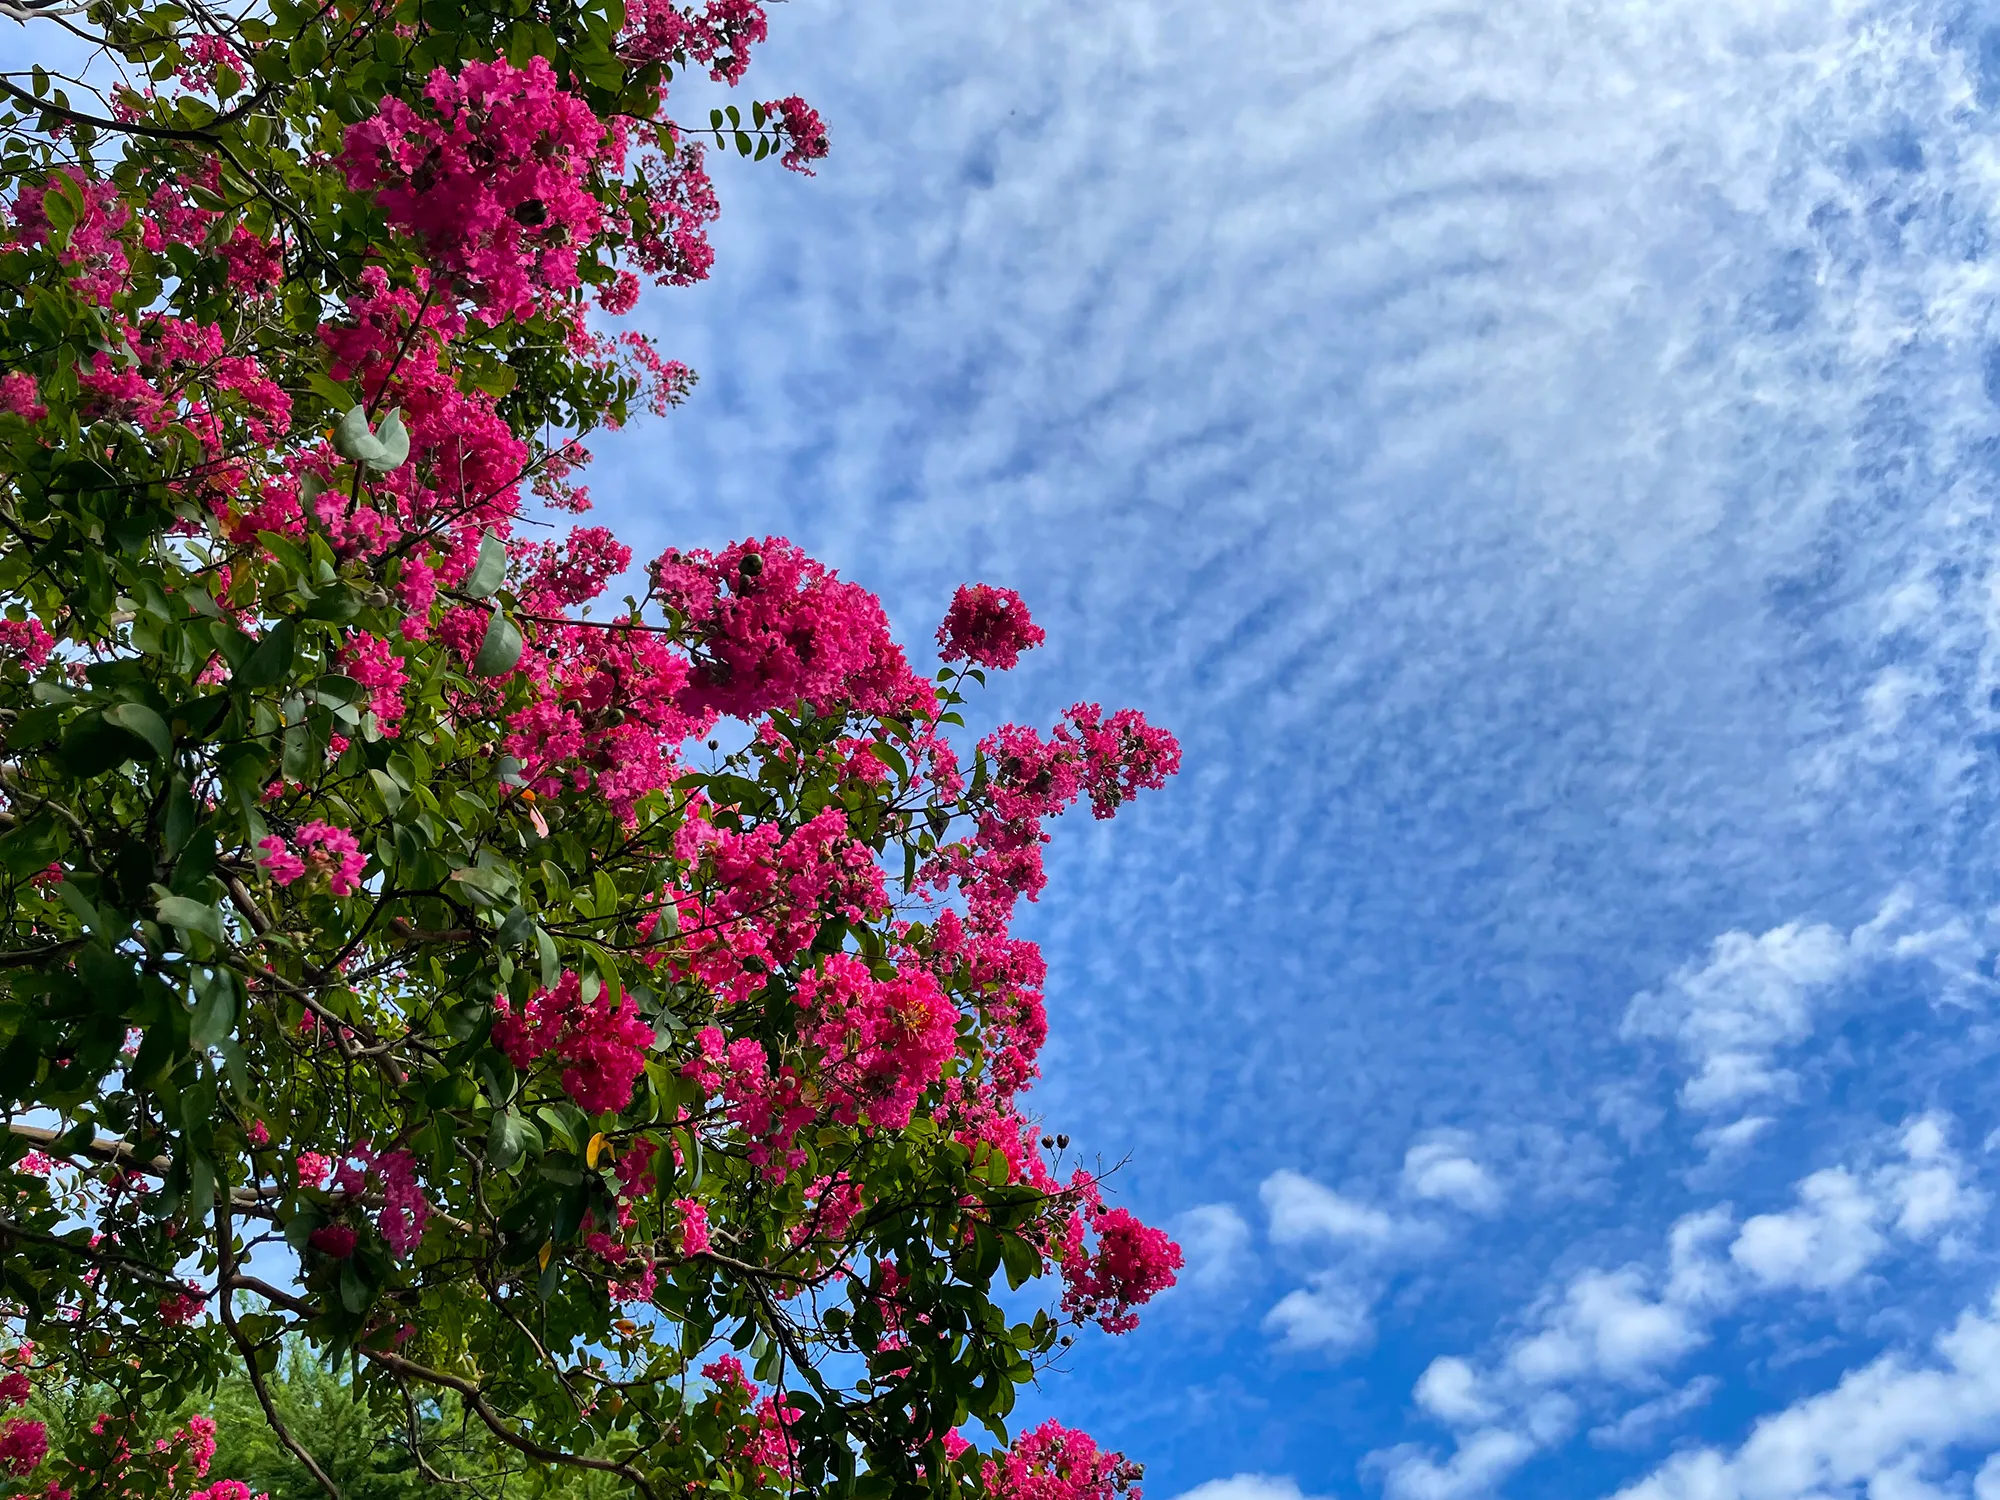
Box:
[330,405,387,465]
[472,610,523,677]
[464,530,507,600]
[103,702,173,762]
[365,407,410,472]
[156,894,224,943]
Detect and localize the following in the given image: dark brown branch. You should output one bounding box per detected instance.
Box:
[357,1347,662,1500]
[0,75,269,143]
[0,936,87,968]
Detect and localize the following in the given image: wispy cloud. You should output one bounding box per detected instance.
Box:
[1171,1477,1334,1500]
[1587,1378,1719,1452]
[1371,1115,1983,1498]
[1612,1292,2000,1500]
[1262,1170,1416,1251]
[1175,1203,1256,1293]
[1403,1134,1506,1215]
[1620,893,1987,1118]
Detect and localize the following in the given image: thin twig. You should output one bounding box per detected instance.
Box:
[216,1197,346,1500]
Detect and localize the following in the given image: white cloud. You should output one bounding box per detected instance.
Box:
[1621,919,1852,1112]
[1171,1478,1330,1500]
[1174,1203,1254,1292]
[1404,1135,1505,1215]
[1507,1268,1707,1387]
[1695,1116,1774,1158]
[1731,1113,1984,1292]
[1263,1271,1376,1354]
[1589,1377,1720,1450]
[1893,1115,1985,1247]
[1259,1165,1445,1356]
[1261,1170,1403,1248]
[1622,895,1989,1117]
[1416,1358,1499,1427]
[1375,1118,1984,1497]
[1372,1430,1538,1500]
[1613,1290,2000,1500]
[1732,1167,1888,1292]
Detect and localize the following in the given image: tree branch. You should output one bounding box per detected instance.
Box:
[216,1198,346,1500]
[359,1347,662,1500]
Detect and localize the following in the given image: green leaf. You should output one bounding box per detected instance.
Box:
[238,618,295,690]
[365,407,409,472]
[284,1206,325,1255]
[103,701,172,761]
[59,711,142,777]
[189,969,235,1047]
[537,925,560,989]
[303,587,363,623]
[330,404,387,465]
[472,610,523,677]
[304,373,354,410]
[56,880,104,936]
[487,1109,533,1172]
[156,894,223,943]
[368,768,406,815]
[188,1153,215,1227]
[464,531,507,599]
[1000,1233,1042,1291]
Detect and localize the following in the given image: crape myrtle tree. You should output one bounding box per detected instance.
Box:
[0,0,1186,1494]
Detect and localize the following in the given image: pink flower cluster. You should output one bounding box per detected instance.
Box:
[663,802,889,1001]
[796,953,957,1131]
[331,1144,431,1256]
[257,822,366,895]
[159,1287,207,1325]
[0,617,52,670]
[341,632,408,733]
[699,1354,799,1480]
[0,1356,38,1479]
[173,36,246,96]
[675,1197,711,1256]
[625,131,720,286]
[0,373,45,422]
[652,536,932,721]
[1058,1204,1182,1335]
[684,1027,811,1173]
[0,1416,47,1477]
[341,57,612,324]
[621,0,768,81]
[492,971,656,1115]
[930,703,1180,928]
[308,1224,357,1258]
[763,95,829,174]
[937,583,1045,671]
[10,168,131,305]
[983,1421,1143,1500]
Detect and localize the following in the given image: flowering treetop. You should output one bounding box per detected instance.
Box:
[0,1,1180,1496]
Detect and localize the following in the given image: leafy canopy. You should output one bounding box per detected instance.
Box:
[0,2,1182,1498]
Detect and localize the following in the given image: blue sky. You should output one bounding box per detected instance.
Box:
[583,0,2000,1495]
